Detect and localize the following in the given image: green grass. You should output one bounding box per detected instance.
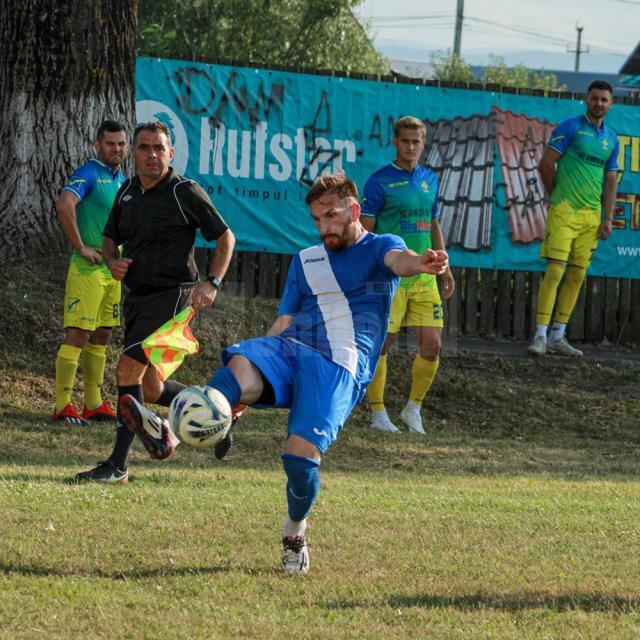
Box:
[2,255,640,638]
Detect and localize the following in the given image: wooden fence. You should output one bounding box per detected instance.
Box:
[201,250,640,345]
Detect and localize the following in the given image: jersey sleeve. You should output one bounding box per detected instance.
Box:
[360,174,385,218]
[62,163,96,201]
[606,135,620,172]
[278,256,304,316]
[179,180,229,241]
[377,233,408,275]
[546,118,579,156]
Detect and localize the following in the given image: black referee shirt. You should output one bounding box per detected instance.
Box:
[103,169,229,295]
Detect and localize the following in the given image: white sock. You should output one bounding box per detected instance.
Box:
[535,324,548,339]
[549,323,566,341]
[404,399,420,413]
[284,516,307,538]
[372,407,389,420]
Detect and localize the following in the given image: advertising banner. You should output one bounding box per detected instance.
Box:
[136,57,640,278]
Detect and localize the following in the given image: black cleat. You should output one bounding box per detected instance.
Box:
[214,404,245,460]
[74,460,128,483]
[119,394,179,461]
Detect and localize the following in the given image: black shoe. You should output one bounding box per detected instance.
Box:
[214,423,234,460]
[119,395,179,461]
[74,460,128,483]
[213,403,245,460]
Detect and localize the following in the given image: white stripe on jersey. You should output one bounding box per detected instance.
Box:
[299,244,358,377]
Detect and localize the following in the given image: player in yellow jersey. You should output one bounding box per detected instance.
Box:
[529,80,620,357]
[361,116,455,434]
[52,121,128,425]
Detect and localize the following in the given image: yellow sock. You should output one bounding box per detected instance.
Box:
[409,355,439,405]
[554,265,586,324]
[536,262,565,326]
[82,343,108,410]
[368,354,388,411]
[55,344,82,412]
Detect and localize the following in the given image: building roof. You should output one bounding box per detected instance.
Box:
[620,42,640,75]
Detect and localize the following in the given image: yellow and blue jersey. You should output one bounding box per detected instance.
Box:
[360,162,440,289]
[547,113,619,213]
[62,158,126,274]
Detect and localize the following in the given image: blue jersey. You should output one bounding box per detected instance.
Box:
[546,114,619,212]
[278,231,406,388]
[360,162,440,289]
[62,158,126,274]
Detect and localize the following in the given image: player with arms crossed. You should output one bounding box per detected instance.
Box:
[52,120,128,425]
[120,173,448,574]
[529,80,620,357]
[361,115,455,434]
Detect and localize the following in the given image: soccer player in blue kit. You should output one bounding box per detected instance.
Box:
[121,173,448,574]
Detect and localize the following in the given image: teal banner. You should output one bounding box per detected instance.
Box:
[136,57,640,278]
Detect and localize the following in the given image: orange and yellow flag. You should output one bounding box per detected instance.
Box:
[142,306,199,381]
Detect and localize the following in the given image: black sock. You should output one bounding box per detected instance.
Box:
[109,384,143,470]
[155,380,186,407]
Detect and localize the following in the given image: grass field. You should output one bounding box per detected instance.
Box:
[2,257,640,638]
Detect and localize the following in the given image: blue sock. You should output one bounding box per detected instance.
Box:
[282,453,321,522]
[207,367,242,406]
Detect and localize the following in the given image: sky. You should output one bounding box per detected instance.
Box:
[355,0,640,73]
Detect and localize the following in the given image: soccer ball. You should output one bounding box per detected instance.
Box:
[169,385,232,448]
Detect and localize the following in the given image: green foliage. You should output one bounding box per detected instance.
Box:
[429,49,474,83]
[482,55,567,93]
[429,51,567,94]
[482,54,530,88]
[137,0,389,74]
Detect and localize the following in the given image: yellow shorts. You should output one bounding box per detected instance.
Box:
[388,283,443,333]
[540,202,601,269]
[63,261,121,331]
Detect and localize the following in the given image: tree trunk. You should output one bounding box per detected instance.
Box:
[0,1,137,261]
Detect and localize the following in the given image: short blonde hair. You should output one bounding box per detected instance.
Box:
[394,115,426,139]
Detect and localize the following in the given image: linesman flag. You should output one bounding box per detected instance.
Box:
[142,306,199,381]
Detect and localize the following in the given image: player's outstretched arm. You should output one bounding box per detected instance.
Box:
[384,249,449,277]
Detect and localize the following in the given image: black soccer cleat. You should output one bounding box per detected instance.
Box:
[73,460,128,484]
[119,394,179,461]
[214,403,245,460]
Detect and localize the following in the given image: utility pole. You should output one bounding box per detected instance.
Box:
[453,0,464,56]
[569,25,589,72]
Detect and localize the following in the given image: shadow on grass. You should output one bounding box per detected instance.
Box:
[0,560,276,580]
[328,591,640,613]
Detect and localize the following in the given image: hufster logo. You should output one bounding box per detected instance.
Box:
[135,100,189,175]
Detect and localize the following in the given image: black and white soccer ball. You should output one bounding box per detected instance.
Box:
[169,385,232,448]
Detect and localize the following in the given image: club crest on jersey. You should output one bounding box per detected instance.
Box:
[602,139,609,150]
[421,180,430,193]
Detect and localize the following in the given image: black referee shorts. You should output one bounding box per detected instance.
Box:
[121,285,194,364]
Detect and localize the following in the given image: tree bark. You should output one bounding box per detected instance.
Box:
[0,1,137,261]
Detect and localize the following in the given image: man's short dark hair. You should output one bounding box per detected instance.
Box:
[394,115,426,139]
[305,173,359,205]
[96,120,126,140]
[588,80,613,94]
[133,121,172,145]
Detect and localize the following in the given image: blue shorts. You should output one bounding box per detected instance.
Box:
[223,336,359,454]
